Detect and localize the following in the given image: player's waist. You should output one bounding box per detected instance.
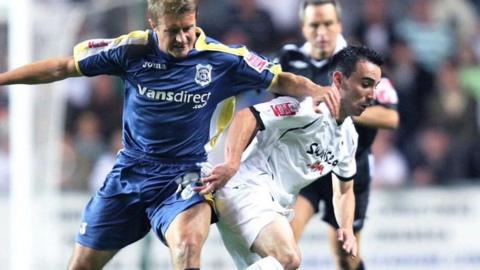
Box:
[121,148,206,164]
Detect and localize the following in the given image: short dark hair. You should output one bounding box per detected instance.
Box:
[299,0,342,23]
[148,0,198,24]
[328,46,383,80]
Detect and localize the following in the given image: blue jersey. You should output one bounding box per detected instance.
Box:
[73,28,280,161]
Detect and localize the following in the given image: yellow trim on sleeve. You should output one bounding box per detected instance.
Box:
[73,30,149,74]
[267,64,282,91]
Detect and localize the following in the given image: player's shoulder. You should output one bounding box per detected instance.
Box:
[74,30,150,60]
[254,96,302,115]
[195,28,249,57]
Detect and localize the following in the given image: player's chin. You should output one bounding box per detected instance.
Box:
[169,48,190,58]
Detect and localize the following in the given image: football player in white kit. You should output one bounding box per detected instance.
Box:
[197,46,383,270]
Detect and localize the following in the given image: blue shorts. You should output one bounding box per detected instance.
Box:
[76,150,214,250]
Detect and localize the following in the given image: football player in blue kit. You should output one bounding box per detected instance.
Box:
[0,0,340,269]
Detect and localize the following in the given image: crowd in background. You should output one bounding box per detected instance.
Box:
[0,0,479,193]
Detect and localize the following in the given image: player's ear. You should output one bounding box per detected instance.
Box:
[148,18,157,29]
[332,71,343,90]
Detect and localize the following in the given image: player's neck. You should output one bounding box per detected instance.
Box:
[336,108,348,125]
[309,49,331,61]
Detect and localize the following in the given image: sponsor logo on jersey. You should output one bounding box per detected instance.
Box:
[195,64,212,87]
[307,161,325,173]
[87,40,110,48]
[306,143,339,166]
[142,61,167,70]
[271,102,298,117]
[244,52,268,73]
[137,84,211,109]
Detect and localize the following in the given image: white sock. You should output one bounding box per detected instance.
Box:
[245,256,284,270]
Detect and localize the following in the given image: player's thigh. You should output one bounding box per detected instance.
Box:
[164,201,212,247]
[251,214,299,259]
[68,243,118,270]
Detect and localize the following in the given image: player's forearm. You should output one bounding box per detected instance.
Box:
[224,108,259,171]
[353,106,399,129]
[274,72,325,98]
[333,180,355,230]
[0,56,80,85]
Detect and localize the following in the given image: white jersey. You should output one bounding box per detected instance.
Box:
[216,96,358,269]
[226,96,358,205]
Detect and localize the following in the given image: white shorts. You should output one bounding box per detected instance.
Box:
[215,172,293,269]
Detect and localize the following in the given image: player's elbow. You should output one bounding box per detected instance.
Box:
[386,112,400,129]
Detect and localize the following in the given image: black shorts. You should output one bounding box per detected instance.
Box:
[298,151,371,232]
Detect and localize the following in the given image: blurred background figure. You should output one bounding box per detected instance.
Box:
[88,129,122,194]
[372,130,408,188]
[222,0,278,54]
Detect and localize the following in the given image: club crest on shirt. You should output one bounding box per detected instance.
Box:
[195,64,212,87]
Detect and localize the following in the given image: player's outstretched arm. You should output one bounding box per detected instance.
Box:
[0,56,80,86]
[332,174,357,257]
[353,105,399,129]
[273,72,341,117]
[197,108,259,195]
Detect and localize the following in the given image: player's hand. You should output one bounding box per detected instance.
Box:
[194,162,238,195]
[336,228,358,257]
[312,85,340,118]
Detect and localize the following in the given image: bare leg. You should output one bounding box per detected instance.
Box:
[290,195,316,242]
[251,214,301,270]
[67,243,117,270]
[165,202,212,270]
[328,226,362,270]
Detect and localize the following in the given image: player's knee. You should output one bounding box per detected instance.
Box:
[170,234,203,262]
[68,259,102,270]
[276,249,301,270]
[337,254,361,270]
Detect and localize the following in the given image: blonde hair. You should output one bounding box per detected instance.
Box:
[147,0,198,24]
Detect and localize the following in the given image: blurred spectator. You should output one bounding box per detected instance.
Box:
[223,0,278,54]
[84,76,123,140]
[372,130,408,188]
[388,39,435,163]
[393,0,455,74]
[65,76,122,141]
[197,0,232,39]
[256,0,302,43]
[351,0,396,57]
[60,135,83,191]
[88,129,122,193]
[409,127,457,185]
[61,111,105,191]
[426,59,478,143]
[432,0,477,43]
[74,111,104,164]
